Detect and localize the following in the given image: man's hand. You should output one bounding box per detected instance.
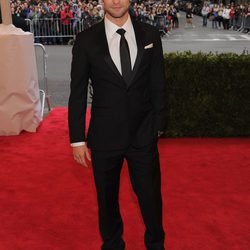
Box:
[72,144,91,167]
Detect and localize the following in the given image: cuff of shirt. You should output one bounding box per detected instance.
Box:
[70,141,86,147]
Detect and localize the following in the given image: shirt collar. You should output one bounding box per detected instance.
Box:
[104,14,133,41]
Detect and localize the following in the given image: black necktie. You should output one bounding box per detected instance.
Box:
[116,28,132,85]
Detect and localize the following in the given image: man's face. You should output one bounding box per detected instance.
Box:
[103,0,130,19]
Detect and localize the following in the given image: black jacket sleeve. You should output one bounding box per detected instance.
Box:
[68,34,90,143]
[149,29,167,133]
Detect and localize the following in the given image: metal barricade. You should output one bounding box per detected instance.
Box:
[26,17,86,38]
[34,43,51,116]
[237,15,246,32]
[235,15,243,30]
[145,19,154,26]
[26,17,102,43]
[243,16,250,34]
[26,18,84,40]
[25,18,33,33]
[28,17,171,40]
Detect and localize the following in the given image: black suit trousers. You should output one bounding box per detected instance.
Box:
[91,140,165,250]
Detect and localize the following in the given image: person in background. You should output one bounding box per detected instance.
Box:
[212,4,219,29]
[147,7,155,25]
[60,4,73,44]
[81,4,92,29]
[10,6,30,31]
[173,3,180,28]
[166,5,173,30]
[185,3,194,28]
[217,3,224,29]
[28,6,41,42]
[72,3,81,34]
[229,5,235,29]
[201,2,210,27]
[40,5,52,44]
[96,3,104,19]
[234,5,241,30]
[20,2,30,19]
[222,5,230,30]
[247,5,250,17]
[172,4,179,28]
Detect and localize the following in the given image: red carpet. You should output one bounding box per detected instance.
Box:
[0,107,250,250]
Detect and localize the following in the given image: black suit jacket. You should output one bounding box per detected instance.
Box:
[68,18,166,151]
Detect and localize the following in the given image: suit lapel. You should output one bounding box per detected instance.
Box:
[97,21,127,88]
[97,19,145,89]
[127,19,145,88]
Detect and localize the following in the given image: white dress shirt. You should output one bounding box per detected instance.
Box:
[71,15,138,147]
[104,15,137,74]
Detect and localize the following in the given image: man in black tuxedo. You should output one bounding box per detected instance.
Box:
[68,0,166,249]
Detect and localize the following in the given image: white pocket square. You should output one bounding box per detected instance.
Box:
[144,43,153,49]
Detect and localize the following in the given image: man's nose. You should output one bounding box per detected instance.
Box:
[112,0,121,5]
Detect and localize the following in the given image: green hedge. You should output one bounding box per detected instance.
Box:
[164,51,250,137]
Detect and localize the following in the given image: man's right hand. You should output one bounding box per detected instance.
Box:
[72,144,91,167]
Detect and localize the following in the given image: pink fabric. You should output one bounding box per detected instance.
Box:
[0,25,42,135]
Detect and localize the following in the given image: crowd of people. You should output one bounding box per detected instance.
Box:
[180,1,250,30]
[200,1,250,30]
[6,0,250,44]
[8,0,180,44]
